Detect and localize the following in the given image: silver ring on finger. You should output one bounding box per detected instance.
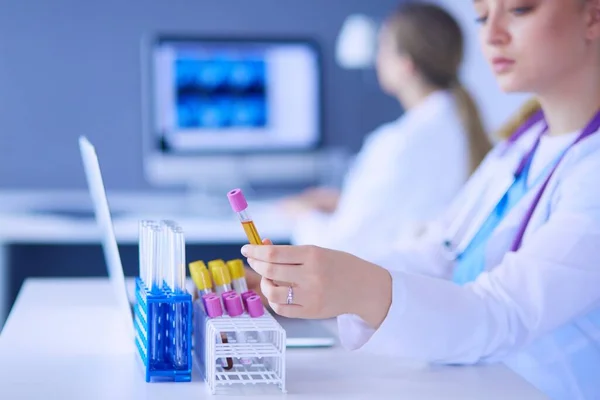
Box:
[286,286,294,305]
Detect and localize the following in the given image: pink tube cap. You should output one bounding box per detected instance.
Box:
[227,188,248,213]
[241,290,256,309]
[221,290,236,301]
[246,295,264,318]
[224,293,243,317]
[202,294,223,318]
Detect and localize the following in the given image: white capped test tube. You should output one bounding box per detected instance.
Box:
[138,220,145,282]
[173,227,186,293]
[139,220,154,286]
[150,225,163,292]
[169,225,187,368]
[162,221,179,291]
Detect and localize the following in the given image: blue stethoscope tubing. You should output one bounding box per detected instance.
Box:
[443,108,600,260]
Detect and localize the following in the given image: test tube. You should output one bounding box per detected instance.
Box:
[172,226,187,368]
[227,189,262,245]
[211,259,253,366]
[145,225,154,288]
[208,260,233,299]
[190,262,234,369]
[147,223,165,368]
[227,189,289,288]
[189,260,213,299]
[139,220,154,287]
[172,227,186,293]
[164,222,174,290]
[150,225,162,292]
[161,220,177,290]
[138,221,146,283]
[226,259,248,294]
[246,294,268,358]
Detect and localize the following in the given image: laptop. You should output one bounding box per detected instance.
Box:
[79,136,335,348]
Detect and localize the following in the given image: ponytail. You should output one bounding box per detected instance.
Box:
[495,98,542,140]
[449,82,493,174]
[387,3,492,174]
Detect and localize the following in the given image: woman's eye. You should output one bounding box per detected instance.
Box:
[475,14,488,24]
[511,6,533,15]
[475,5,532,25]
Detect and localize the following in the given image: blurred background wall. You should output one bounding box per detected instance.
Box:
[0,0,404,190]
[0,0,528,329]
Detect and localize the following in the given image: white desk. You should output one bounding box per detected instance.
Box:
[0,278,547,399]
[0,189,294,328]
[0,189,293,244]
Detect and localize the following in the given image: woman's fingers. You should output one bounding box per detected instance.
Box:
[260,278,303,306]
[258,238,288,286]
[269,303,303,319]
[242,244,307,265]
[245,267,263,293]
[261,279,304,318]
[246,257,302,283]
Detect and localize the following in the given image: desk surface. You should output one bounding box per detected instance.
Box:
[0,278,546,399]
[0,190,293,244]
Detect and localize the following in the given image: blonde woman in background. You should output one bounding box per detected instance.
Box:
[279,3,492,261]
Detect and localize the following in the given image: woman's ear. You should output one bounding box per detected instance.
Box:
[398,54,417,75]
[584,0,600,40]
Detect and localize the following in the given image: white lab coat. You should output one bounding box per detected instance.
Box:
[292,90,469,262]
[338,119,600,400]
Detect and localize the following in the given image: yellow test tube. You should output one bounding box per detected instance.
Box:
[189,260,213,298]
[208,259,233,297]
[227,259,248,294]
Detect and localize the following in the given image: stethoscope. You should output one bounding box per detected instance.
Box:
[442,108,600,261]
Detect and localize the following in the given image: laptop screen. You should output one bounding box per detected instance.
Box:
[79,136,134,336]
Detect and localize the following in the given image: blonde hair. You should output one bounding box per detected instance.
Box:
[388,3,492,173]
[495,98,542,140]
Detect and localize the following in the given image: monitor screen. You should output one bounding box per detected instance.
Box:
[149,36,321,154]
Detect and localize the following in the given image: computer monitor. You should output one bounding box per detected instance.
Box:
[141,35,324,190]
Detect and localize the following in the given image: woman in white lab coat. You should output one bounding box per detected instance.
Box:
[243,1,600,399]
[280,3,491,261]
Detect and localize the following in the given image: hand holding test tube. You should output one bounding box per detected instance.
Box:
[227,188,289,289]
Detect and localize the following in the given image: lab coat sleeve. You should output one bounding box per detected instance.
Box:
[338,156,600,364]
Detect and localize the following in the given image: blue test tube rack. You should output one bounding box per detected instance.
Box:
[134,278,193,382]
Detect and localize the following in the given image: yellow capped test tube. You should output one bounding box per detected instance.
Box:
[227,259,248,294]
[208,259,233,297]
[189,260,213,298]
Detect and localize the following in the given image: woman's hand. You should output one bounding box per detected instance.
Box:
[241,243,392,329]
[244,238,291,306]
[245,267,269,306]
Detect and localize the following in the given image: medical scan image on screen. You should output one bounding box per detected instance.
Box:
[150,38,320,153]
[174,57,268,129]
